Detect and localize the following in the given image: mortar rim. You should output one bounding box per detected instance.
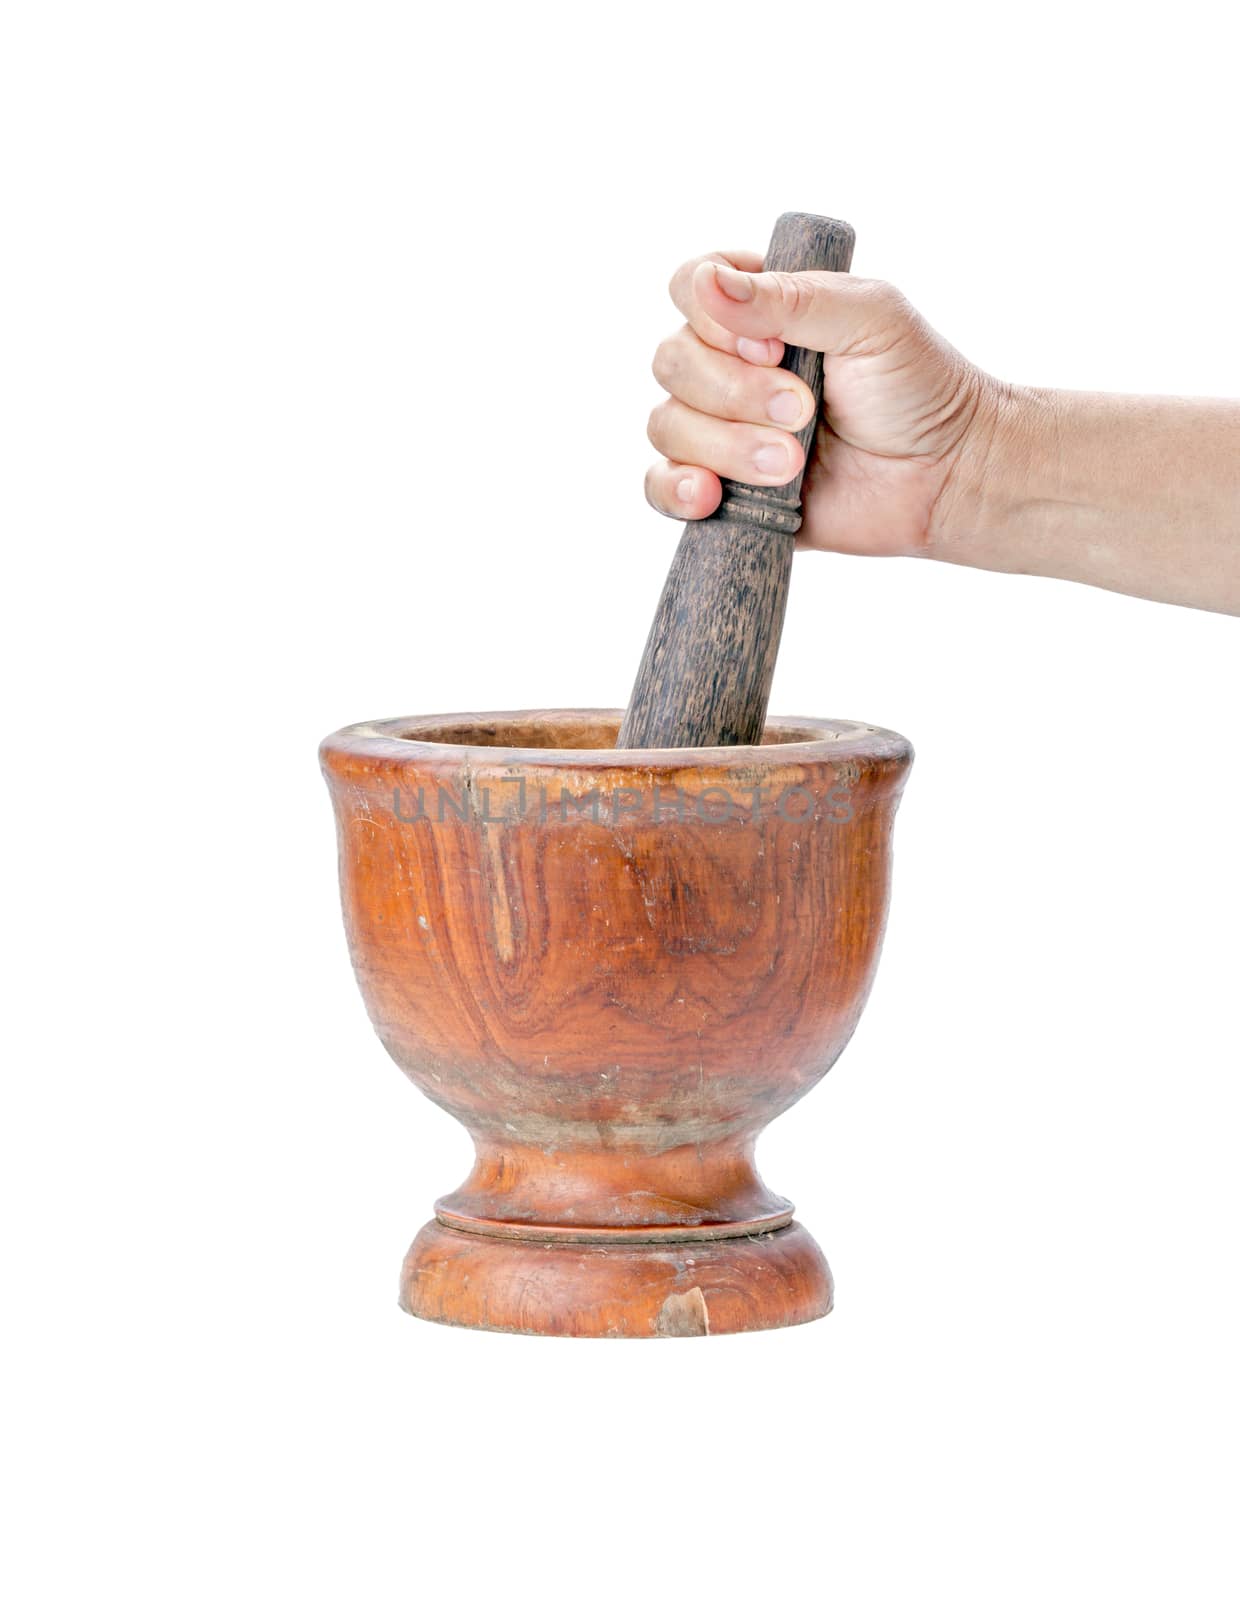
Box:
[319,707,913,771]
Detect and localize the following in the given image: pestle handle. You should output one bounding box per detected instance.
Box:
[617,211,855,749]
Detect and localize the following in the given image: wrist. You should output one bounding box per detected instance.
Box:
[928,376,1052,573]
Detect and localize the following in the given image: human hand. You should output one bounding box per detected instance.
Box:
[644,252,997,557]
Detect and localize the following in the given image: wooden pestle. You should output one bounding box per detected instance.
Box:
[618,212,855,749]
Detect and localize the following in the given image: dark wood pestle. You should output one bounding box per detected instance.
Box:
[617,211,855,749]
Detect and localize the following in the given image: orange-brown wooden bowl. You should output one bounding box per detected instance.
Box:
[320,710,912,1336]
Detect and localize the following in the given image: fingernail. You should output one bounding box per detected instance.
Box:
[675,475,695,503]
[766,390,803,426]
[737,336,775,364]
[753,443,789,477]
[714,264,754,302]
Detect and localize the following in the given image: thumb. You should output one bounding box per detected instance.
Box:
[692,260,903,354]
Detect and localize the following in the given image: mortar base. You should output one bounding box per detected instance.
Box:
[399,1219,833,1338]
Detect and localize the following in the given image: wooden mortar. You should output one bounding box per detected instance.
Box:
[320,708,912,1336]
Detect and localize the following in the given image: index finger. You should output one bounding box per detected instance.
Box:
[668,250,783,363]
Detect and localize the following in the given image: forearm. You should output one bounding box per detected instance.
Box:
[935,386,1240,615]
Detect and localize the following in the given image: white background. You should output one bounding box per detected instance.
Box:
[4,2,1238,1594]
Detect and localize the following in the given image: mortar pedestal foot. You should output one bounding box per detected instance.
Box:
[399,1219,833,1338]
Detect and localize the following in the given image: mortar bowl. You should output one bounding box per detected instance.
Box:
[320,709,912,1337]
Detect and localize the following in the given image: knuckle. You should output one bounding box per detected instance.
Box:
[716,366,749,418]
[770,270,814,321]
[668,255,704,305]
[863,277,910,318]
[646,401,672,452]
[650,336,679,389]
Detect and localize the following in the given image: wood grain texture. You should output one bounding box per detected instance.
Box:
[402,1221,832,1338]
[618,211,855,750]
[321,709,912,1337]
